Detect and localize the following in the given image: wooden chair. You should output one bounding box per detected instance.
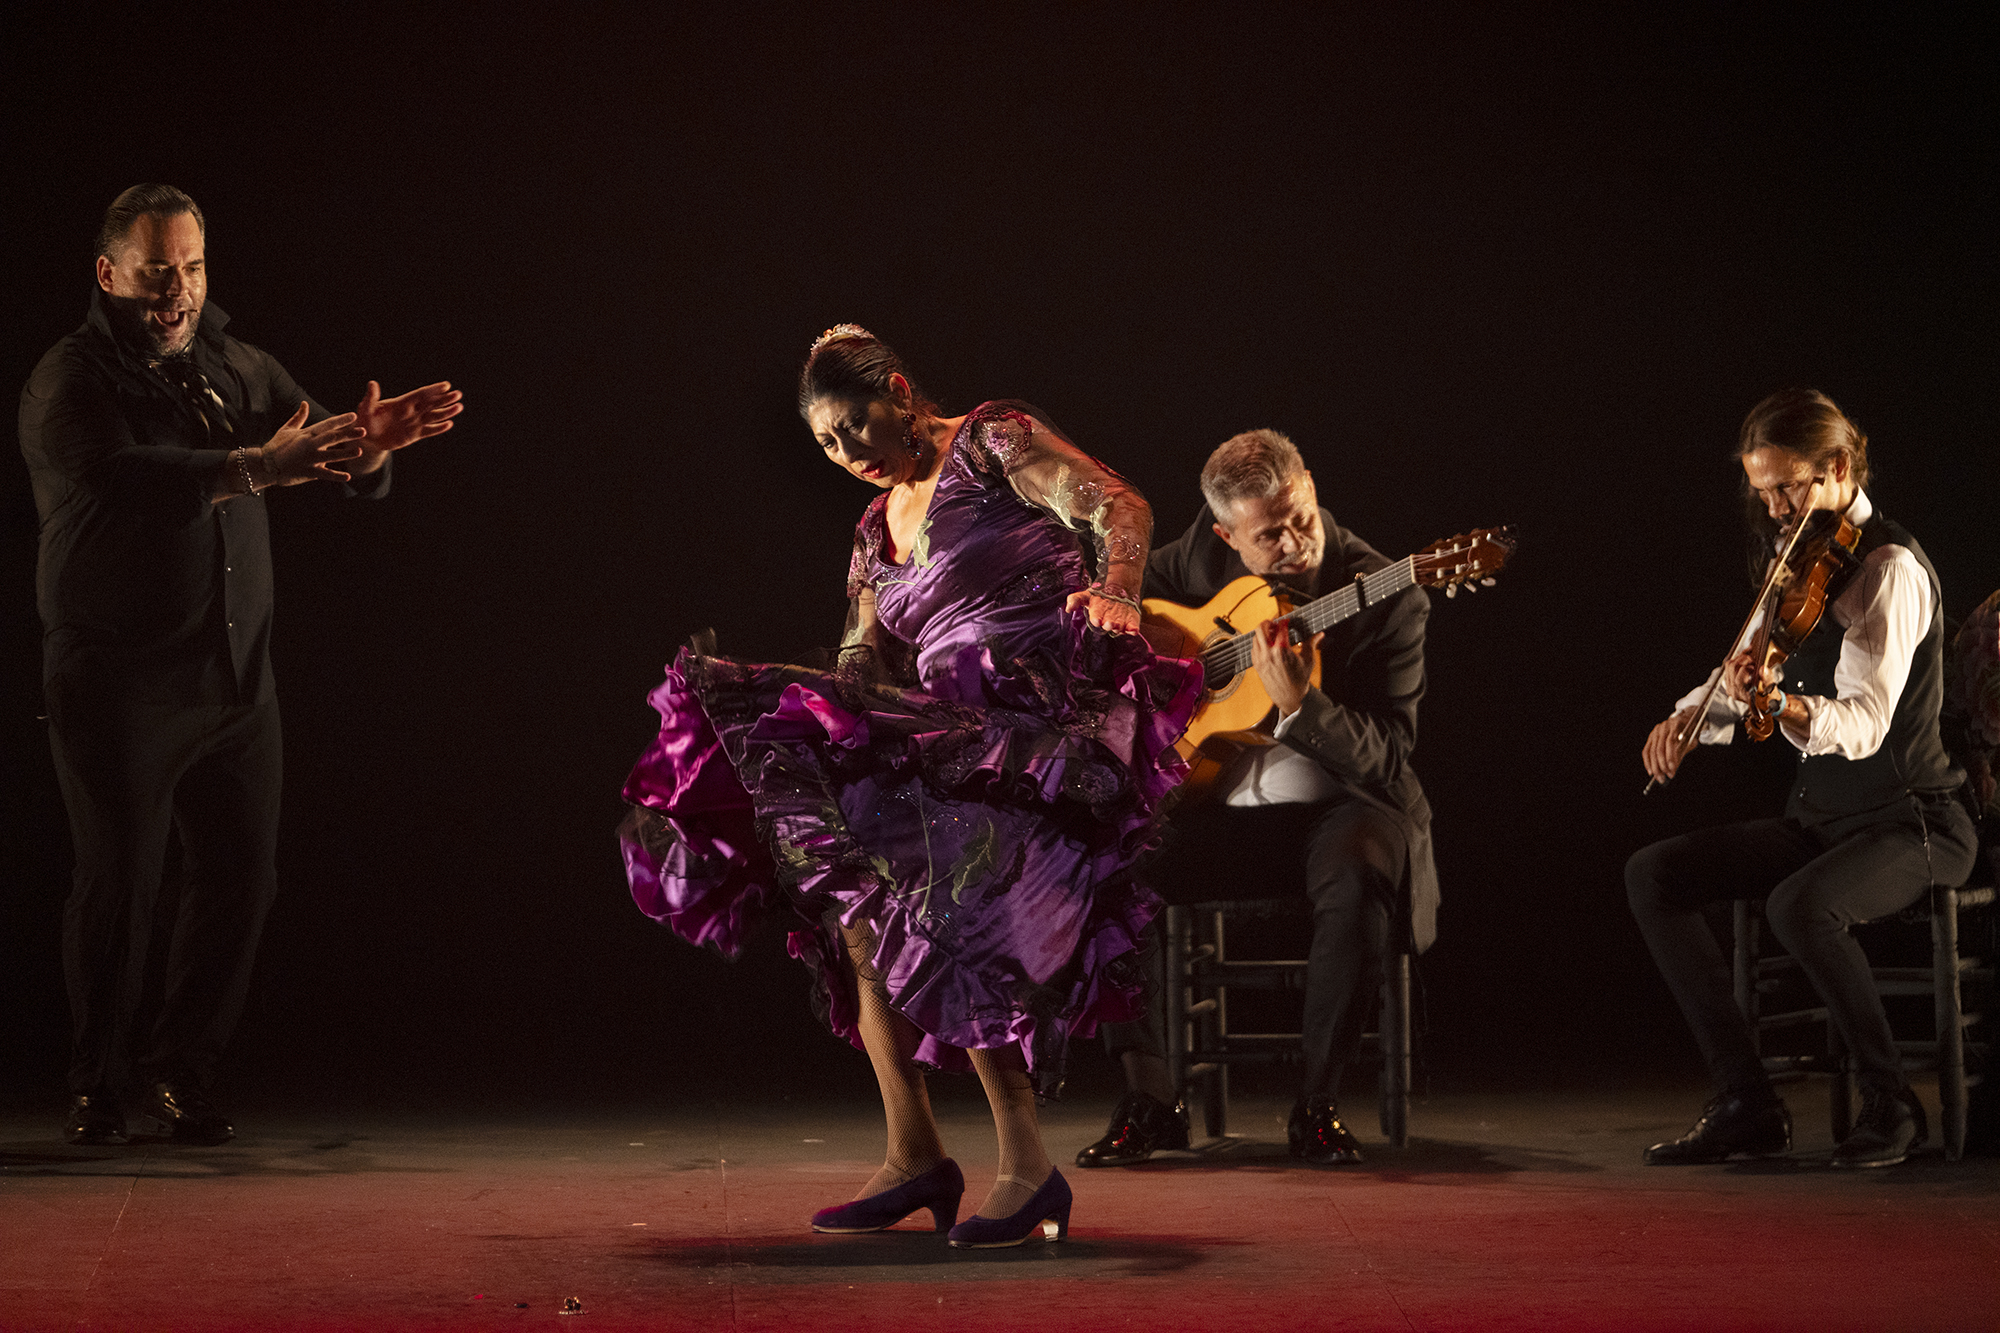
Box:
[1732,834,1996,1159]
[1160,900,1412,1145]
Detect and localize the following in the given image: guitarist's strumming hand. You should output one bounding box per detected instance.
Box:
[1252,617,1321,719]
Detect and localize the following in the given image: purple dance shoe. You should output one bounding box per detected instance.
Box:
[810,1158,965,1233]
[946,1169,1072,1249]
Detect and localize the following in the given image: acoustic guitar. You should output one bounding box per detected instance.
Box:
[1141,527,1517,798]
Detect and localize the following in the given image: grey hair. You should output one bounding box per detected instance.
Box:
[1200,428,1306,519]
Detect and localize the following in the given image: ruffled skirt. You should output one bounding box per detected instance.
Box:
[618,615,1199,1095]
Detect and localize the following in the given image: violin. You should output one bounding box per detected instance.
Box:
[1643,479,1861,793]
[1740,509,1862,740]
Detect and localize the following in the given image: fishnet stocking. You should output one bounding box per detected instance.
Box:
[967,1046,1054,1219]
[842,922,946,1199]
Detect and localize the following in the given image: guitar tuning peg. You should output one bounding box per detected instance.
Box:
[1444,584,1459,599]
[1480,577,1497,587]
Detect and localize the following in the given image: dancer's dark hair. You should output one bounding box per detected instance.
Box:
[798,325,938,418]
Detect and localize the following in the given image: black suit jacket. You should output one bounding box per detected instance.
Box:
[20,289,387,707]
[1147,505,1439,950]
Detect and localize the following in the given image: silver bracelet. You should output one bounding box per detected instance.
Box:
[232,448,261,495]
[1089,582,1142,611]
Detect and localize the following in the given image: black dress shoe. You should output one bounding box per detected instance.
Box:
[1288,1098,1364,1165]
[65,1093,128,1146]
[1075,1091,1190,1167]
[1832,1084,1927,1169]
[1644,1092,1790,1164]
[145,1080,234,1145]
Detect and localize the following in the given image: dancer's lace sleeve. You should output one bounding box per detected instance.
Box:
[964,409,1152,601]
[841,505,916,684]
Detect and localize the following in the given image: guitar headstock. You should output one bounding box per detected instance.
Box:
[1412,526,1517,596]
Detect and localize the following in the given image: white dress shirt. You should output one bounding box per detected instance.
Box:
[1680,490,1933,761]
[1212,707,1344,807]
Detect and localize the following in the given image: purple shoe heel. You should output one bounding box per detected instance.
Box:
[946,1168,1073,1249]
[810,1158,965,1233]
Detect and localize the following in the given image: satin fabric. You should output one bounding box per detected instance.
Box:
[620,404,1199,1093]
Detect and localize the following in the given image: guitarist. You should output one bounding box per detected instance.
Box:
[1078,429,1437,1167]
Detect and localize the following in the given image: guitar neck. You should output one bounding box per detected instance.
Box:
[1200,556,1417,688]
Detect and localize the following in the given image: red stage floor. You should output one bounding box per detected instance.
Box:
[3,1076,1995,1331]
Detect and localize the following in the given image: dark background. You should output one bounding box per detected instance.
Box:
[4,5,1995,1111]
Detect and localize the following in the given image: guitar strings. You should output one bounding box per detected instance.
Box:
[1186,531,1508,689]
[1197,557,1419,687]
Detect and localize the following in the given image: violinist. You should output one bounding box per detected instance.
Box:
[1628,389,1976,1168]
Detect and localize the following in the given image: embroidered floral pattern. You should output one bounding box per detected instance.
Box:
[1950,589,2000,815]
[965,411,1035,474]
[994,558,1070,606]
[621,399,1199,1096]
[846,495,889,598]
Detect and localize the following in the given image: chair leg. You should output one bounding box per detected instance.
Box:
[1201,909,1227,1139]
[1934,886,1968,1161]
[1380,952,1411,1147]
[1206,1070,1229,1138]
[1829,1026,1855,1144]
[1163,905,1188,1119]
[1733,900,1760,1051]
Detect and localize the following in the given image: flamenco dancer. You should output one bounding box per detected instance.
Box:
[1629,389,1976,1168]
[618,327,1199,1246]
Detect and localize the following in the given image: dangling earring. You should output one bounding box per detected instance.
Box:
[901,411,925,459]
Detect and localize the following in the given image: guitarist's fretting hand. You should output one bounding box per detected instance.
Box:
[1252,618,1322,718]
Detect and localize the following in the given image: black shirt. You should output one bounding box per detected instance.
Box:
[19,289,383,706]
[1145,504,1439,948]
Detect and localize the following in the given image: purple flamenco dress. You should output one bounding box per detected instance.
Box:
[619,401,1200,1095]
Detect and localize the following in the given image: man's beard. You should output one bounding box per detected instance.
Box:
[1266,561,1321,598]
[108,294,202,360]
[1267,548,1324,583]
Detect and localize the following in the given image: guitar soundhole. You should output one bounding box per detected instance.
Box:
[1200,630,1242,703]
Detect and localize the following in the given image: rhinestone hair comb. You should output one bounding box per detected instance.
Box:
[809,324,875,354]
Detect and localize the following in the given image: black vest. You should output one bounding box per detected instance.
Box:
[1780,509,1963,825]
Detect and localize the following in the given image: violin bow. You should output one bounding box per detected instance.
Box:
[1642,474,1825,795]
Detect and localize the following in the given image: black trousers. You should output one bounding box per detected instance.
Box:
[48,689,282,1095]
[1625,793,1976,1099]
[1103,796,1405,1104]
